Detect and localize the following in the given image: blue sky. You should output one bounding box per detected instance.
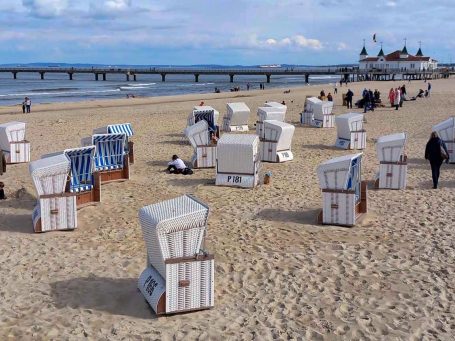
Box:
[0,0,453,65]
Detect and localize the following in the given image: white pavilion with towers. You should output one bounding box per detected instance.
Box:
[358,41,438,71]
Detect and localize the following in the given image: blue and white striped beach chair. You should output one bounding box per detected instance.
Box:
[93,123,135,163]
[64,146,101,206]
[92,133,129,182]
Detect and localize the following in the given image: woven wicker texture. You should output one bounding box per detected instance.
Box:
[185,120,210,149]
[30,154,71,196]
[139,195,209,278]
[217,134,259,175]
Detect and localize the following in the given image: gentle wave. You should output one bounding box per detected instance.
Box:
[0,89,121,98]
[119,86,152,90]
[30,87,80,92]
[126,83,156,87]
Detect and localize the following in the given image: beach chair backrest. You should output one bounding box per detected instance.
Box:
[263,120,295,150]
[64,146,96,193]
[336,113,364,139]
[317,153,363,191]
[226,102,250,126]
[92,133,126,171]
[139,195,209,277]
[107,123,134,137]
[29,154,71,196]
[0,121,26,151]
[376,133,407,162]
[217,134,259,175]
[185,120,210,148]
[432,117,455,142]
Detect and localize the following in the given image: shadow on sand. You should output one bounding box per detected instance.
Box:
[50,276,156,319]
[303,144,339,151]
[256,208,321,225]
[167,177,214,187]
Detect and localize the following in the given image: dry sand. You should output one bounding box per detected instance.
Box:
[0,78,454,340]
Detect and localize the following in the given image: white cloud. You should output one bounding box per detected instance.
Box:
[266,38,277,45]
[293,35,323,49]
[337,42,348,50]
[22,0,68,17]
[385,1,397,7]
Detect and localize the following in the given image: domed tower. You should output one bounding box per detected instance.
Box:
[400,39,409,58]
[416,41,423,56]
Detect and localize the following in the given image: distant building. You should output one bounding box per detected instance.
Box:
[359,44,438,71]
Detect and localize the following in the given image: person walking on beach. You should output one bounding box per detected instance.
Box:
[21,99,26,114]
[334,83,338,94]
[388,88,395,108]
[345,89,353,109]
[25,97,31,113]
[425,131,449,189]
[427,82,432,97]
[394,88,400,110]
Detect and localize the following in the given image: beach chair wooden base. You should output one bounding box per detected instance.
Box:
[312,114,335,128]
[192,146,217,168]
[374,161,407,190]
[128,141,135,164]
[33,195,77,233]
[5,141,30,164]
[75,173,101,207]
[318,181,367,227]
[138,254,215,315]
[99,159,130,183]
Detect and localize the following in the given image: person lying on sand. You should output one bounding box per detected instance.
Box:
[166,155,193,175]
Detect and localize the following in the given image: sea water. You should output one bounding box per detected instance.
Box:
[0,69,340,106]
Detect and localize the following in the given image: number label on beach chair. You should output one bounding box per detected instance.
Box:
[227,175,242,183]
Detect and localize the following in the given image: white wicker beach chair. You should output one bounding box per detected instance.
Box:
[260,120,295,162]
[374,133,407,189]
[317,153,367,227]
[222,102,250,132]
[137,195,214,315]
[185,120,216,168]
[300,97,334,128]
[93,123,135,164]
[263,101,287,114]
[216,134,260,188]
[256,107,286,137]
[29,154,77,233]
[433,117,455,163]
[0,121,30,164]
[335,113,366,150]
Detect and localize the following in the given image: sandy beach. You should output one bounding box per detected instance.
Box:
[0,78,454,340]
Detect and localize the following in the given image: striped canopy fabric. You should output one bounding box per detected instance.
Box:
[92,133,126,171]
[194,112,216,133]
[64,146,96,193]
[107,123,134,137]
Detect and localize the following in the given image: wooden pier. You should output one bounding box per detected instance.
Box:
[0,66,451,83]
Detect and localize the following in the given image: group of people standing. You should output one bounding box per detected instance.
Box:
[388,85,407,110]
[21,97,31,113]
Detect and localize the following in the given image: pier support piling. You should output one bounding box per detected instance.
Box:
[229,74,234,83]
[95,73,99,81]
[305,74,309,83]
[39,72,45,80]
[194,74,199,83]
[161,73,166,82]
[126,74,130,82]
[68,73,73,80]
[12,72,17,80]
[133,74,137,81]
[266,74,271,83]
[102,73,106,81]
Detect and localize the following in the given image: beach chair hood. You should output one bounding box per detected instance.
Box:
[317,153,363,190]
[376,132,407,162]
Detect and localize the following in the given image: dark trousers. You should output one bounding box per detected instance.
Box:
[430,160,443,188]
[26,105,31,113]
[22,105,25,113]
[346,99,352,108]
[167,165,182,174]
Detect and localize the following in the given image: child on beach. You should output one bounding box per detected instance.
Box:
[166,155,193,175]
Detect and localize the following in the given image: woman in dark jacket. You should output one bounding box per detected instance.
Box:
[425,132,449,189]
